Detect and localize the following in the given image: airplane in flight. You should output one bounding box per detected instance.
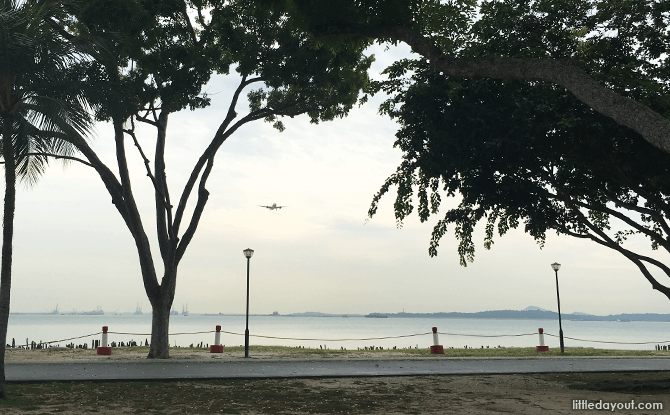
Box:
[259,203,286,211]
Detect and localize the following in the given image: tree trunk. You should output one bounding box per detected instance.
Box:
[0,117,17,398]
[147,267,177,359]
[147,297,171,358]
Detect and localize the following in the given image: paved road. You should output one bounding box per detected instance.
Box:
[6,357,670,382]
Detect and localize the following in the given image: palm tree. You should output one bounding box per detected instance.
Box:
[0,0,93,398]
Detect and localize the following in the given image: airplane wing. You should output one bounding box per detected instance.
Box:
[259,205,271,208]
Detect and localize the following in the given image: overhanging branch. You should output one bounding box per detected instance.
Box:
[324,23,670,154]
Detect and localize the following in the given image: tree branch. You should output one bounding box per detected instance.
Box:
[112,117,160,297]
[63,133,130,225]
[601,188,670,246]
[123,119,158,187]
[178,0,199,46]
[571,206,670,299]
[173,75,262,234]
[175,157,214,264]
[571,199,670,253]
[153,110,174,263]
[607,159,670,221]
[135,116,159,128]
[44,17,75,41]
[196,5,208,29]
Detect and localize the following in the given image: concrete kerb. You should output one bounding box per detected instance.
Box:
[6,356,670,384]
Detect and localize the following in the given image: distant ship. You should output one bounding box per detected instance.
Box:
[50,304,59,315]
[79,306,104,316]
[62,306,104,315]
[182,304,188,316]
[170,307,179,316]
[365,313,387,318]
[134,303,143,315]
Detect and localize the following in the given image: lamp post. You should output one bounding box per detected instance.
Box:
[243,248,254,358]
[551,262,565,354]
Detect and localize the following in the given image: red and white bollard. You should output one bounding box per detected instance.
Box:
[97,326,112,355]
[430,327,444,354]
[536,328,549,352]
[210,325,224,353]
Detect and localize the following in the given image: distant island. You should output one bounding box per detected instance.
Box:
[10,306,670,322]
[274,307,670,322]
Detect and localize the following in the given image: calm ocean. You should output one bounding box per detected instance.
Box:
[7,313,670,350]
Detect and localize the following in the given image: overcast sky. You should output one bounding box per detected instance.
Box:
[7,44,670,316]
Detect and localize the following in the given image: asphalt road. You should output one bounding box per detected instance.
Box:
[6,357,670,382]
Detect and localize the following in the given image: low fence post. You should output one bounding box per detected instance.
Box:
[97,326,112,355]
[430,327,444,354]
[536,328,549,352]
[210,325,224,353]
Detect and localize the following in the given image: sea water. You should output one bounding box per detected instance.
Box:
[6,313,670,351]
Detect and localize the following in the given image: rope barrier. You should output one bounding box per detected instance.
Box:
[249,332,431,341]
[543,332,670,345]
[110,329,432,342]
[41,332,101,345]
[24,328,670,348]
[438,332,537,338]
[108,330,216,336]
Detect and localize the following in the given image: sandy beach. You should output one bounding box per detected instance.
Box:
[4,347,417,362]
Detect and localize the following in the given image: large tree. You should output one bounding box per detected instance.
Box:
[0,0,93,398]
[53,0,372,358]
[265,0,670,154]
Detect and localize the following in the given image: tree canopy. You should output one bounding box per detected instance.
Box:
[370,63,670,300]
[265,0,670,154]
[363,0,670,300]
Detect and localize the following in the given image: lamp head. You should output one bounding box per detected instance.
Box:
[243,248,254,259]
[551,262,561,271]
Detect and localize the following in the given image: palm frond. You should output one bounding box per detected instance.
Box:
[0,0,95,187]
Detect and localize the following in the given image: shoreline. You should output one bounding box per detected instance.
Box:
[6,345,670,363]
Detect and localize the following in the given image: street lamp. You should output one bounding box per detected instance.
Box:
[551,262,565,354]
[243,248,254,358]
